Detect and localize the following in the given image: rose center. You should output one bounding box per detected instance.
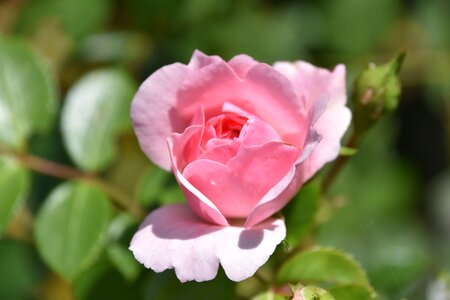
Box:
[201,114,247,148]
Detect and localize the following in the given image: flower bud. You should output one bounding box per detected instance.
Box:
[353,51,406,135]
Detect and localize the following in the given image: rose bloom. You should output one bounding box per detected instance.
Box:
[129,51,350,282]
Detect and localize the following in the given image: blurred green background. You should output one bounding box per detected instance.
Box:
[0,0,449,299]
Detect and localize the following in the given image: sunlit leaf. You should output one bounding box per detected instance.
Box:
[35,181,112,280]
[0,157,29,236]
[252,290,286,300]
[277,247,370,287]
[295,286,335,300]
[61,68,136,172]
[339,147,357,156]
[0,37,57,149]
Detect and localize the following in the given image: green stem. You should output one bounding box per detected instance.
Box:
[0,146,146,219]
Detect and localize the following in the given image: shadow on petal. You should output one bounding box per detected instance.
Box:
[238,229,264,249]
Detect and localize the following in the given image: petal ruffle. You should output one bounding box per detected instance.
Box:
[129,204,286,282]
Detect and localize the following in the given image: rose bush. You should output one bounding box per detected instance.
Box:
[129,50,351,282]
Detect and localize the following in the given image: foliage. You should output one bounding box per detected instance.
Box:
[0,0,448,299]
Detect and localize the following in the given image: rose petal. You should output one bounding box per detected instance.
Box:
[244,95,327,228]
[183,141,300,218]
[222,103,281,147]
[188,50,223,69]
[274,61,350,182]
[273,62,346,107]
[228,54,258,78]
[299,106,351,182]
[168,125,228,226]
[129,204,286,282]
[131,63,190,170]
[244,128,322,228]
[177,57,308,147]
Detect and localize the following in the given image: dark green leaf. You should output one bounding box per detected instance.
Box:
[61,68,136,172]
[106,213,140,281]
[107,244,141,282]
[15,0,111,40]
[0,37,57,149]
[283,181,320,248]
[35,181,112,280]
[277,247,370,287]
[0,158,29,235]
[0,239,42,300]
[135,167,171,206]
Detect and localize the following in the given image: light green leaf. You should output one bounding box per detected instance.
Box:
[160,185,185,205]
[339,147,358,157]
[61,68,136,172]
[297,286,335,300]
[0,37,57,149]
[35,181,112,280]
[329,284,374,300]
[283,180,320,248]
[0,158,29,236]
[251,291,286,300]
[277,247,370,287]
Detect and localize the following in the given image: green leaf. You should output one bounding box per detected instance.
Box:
[0,240,42,300]
[296,286,335,300]
[328,284,373,300]
[283,181,320,248]
[35,181,112,280]
[61,68,136,172]
[251,291,286,300]
[135,167,171,206]
[0,37,57,149]
[107,244,141,282]
[106,213,140,281]
[15,0,111,40]
[277,247,370,287]
[160,185,185,205]
[0,157,29,235]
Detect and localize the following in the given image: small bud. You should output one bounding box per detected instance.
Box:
[353,51,406,135]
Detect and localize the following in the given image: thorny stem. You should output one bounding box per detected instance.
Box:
[0,146,146,220]
[322,133,358,194]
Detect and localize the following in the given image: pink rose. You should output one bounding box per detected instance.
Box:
[129,51,351,282]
